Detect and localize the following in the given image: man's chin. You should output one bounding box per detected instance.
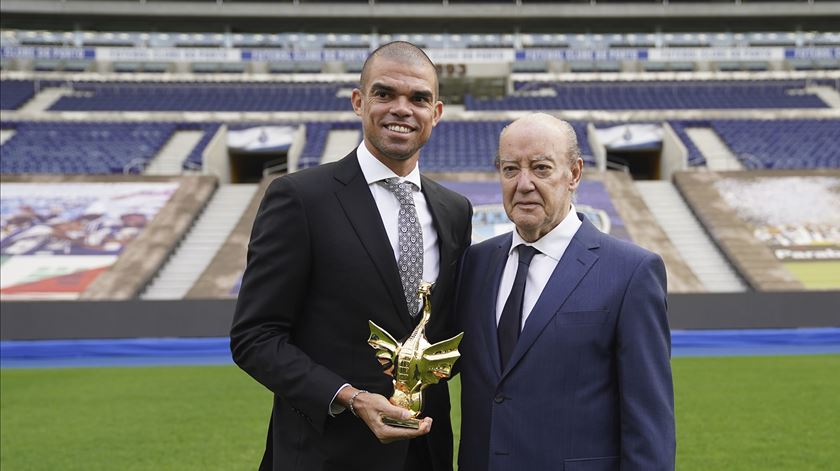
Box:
[511,214,545,231]
[380,147,418,162]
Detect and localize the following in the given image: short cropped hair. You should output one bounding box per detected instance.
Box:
[359,41,439,98]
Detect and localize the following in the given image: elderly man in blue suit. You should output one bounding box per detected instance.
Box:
[456,113,675,471]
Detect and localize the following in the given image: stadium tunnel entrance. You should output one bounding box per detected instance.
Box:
[594,123,673,180]
[225,125,299,183]
[228,150,288,184]
[607,148,662,180]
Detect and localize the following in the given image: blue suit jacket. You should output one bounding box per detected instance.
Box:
[456,215,675,471]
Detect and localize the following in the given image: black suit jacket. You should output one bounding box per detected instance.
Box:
[231,150,473,471]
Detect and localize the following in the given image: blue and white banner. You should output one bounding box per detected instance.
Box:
[0,46,94,60]
[97,47,239,62]
[785,47,840,59]
[646,47,785,62]
[242,48,370,62]
[594,124,663,151]
[3,45,839,63]
[227,126,297,153]
[426,48,515,63]
[518,49,645,61]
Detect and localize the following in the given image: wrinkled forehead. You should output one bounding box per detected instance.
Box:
[500,125,571,161]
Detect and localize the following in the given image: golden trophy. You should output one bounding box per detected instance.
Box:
[367,281,464,429]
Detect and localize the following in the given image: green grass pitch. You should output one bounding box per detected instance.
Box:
[2,355,838,470]
[782,261,840,290]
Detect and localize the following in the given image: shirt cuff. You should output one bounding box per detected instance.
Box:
[329,383,351,417]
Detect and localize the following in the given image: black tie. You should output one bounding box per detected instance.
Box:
[498,244,538,371]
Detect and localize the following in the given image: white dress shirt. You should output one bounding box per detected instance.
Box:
[331,142,441,415]
[356,141,440,285]
[495,206,582,330]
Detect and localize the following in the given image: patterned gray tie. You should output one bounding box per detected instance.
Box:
[381,177,424,316]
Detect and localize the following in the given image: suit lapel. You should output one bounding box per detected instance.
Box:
[421,176,453,311]
[334,151,413,331]
[480,235,512,378]
[501,219,601,378]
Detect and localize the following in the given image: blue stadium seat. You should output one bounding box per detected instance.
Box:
[467,80,830,111]
[47,81,356,112]
[1,121,205,174]
[0,80,36,110]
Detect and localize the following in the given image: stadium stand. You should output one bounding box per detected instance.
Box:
[669,119,840,169]
[0,79,35,110]
[711,119,840,169]
[466,80,830,110]
[1,122,176,174]
[2,4,840,469]
[668,120,710,167]
[298,121,362,168]
[0,121,220,174]
[1,26,838,297]
[179,123,222,170]
[47,81,356,112]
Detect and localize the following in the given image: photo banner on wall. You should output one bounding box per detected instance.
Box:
[1,182,179,299]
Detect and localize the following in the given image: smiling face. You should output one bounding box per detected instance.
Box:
[352,56,443,176]
[497,116,583,243]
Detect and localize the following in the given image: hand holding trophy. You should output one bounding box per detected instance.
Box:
[368,281,464,429]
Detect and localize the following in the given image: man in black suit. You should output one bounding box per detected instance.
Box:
[231,42,473,471]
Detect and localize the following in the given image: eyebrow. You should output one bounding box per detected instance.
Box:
[498,155,553,164]
[369,83,395,94]
[369,82,434,100]
[412,90,434,101]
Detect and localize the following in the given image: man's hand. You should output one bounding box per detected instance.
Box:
[337,387,432,444]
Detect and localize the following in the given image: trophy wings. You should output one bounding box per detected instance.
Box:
[368,320,399,367]
[418,332,464,384]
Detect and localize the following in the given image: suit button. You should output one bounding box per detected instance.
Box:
[494,394,505,404]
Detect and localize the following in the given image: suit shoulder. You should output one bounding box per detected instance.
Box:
[468,232,510,256]
[265,161,342,197]
[420,175,471,208]
[594,228,661,264]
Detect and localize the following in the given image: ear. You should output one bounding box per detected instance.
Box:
[351,88,363,117]
[569,158,584,191]
[432,100,443,126]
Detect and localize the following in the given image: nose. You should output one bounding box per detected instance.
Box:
[390,95,412,118]
[515,170,536,192]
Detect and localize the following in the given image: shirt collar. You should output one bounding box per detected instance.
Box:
[357,140,422,190]
[510,204,582,261]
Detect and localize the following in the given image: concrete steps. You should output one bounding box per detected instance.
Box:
[18,87,72,112]
[635,180,747,292]
[684,127,743,171]
[142,184,258,299]
[144,130,205,175]
[320,129,361,164]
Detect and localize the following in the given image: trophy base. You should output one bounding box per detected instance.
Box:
[382,415,421,429]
